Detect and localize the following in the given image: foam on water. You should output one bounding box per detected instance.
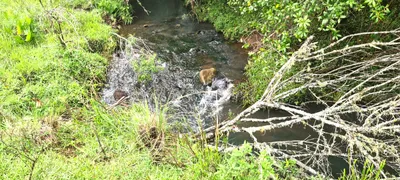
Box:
[102,40,237,131]
[103,0,248,131]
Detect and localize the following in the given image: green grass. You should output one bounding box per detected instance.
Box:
[0,0,296,179]
[0,101,290,179]
[0,0,115,119]
[0,0,389,178]
[194,0,399,105]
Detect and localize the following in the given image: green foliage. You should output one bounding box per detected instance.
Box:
[70,10,117,53]
[0,101,296,179]
[15,16,35,43]
[195,0,253,40]
[0,0,301,179]
[215,144,259,179]
[61,0,133,24]
[277,158,299,178]
[131,53,164,83]
[0,6,40,45]
[0,0,113,119]
[236,48,287,104]
[96,0,133,24]
[0,46,105,118]
[195,0,394,105]
[215,144,276,179]
[225,0,388,40]
[339,160,385,180]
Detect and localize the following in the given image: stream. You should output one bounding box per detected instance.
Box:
[103,0,250,128]
[101,0,347,176]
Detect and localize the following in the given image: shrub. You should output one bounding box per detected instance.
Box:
[194,0,394,105]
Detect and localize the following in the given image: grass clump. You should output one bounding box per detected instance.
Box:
[131,53,164,83]
[1,101,298,179]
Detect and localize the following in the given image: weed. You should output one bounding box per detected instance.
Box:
[131,53,164,83]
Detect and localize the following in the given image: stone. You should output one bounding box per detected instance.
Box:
[211,78,229,90]
[199,68,216,85]
[113,89,128,101]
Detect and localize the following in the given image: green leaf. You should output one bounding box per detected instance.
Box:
[16,23,22,35]
[321,18,328,26]
[25,30,32,42]
[25,17,32,25]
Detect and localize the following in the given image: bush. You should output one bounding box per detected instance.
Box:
[96,0,133,24]
[194,0,395,105]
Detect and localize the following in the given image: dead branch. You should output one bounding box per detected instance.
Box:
[199,29,400,177]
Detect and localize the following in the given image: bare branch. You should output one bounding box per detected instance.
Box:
[198,30,400,177]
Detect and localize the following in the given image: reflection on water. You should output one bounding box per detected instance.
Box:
[132,0,187,22]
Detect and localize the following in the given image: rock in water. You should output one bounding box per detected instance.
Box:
[199,68,216,85]
[211,78,230,90]
[143,24,153,28]
[113,89,128,101]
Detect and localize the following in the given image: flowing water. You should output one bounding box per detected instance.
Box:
[101,0,347,176]
[103,0,250,128]
[101,0,313,147]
